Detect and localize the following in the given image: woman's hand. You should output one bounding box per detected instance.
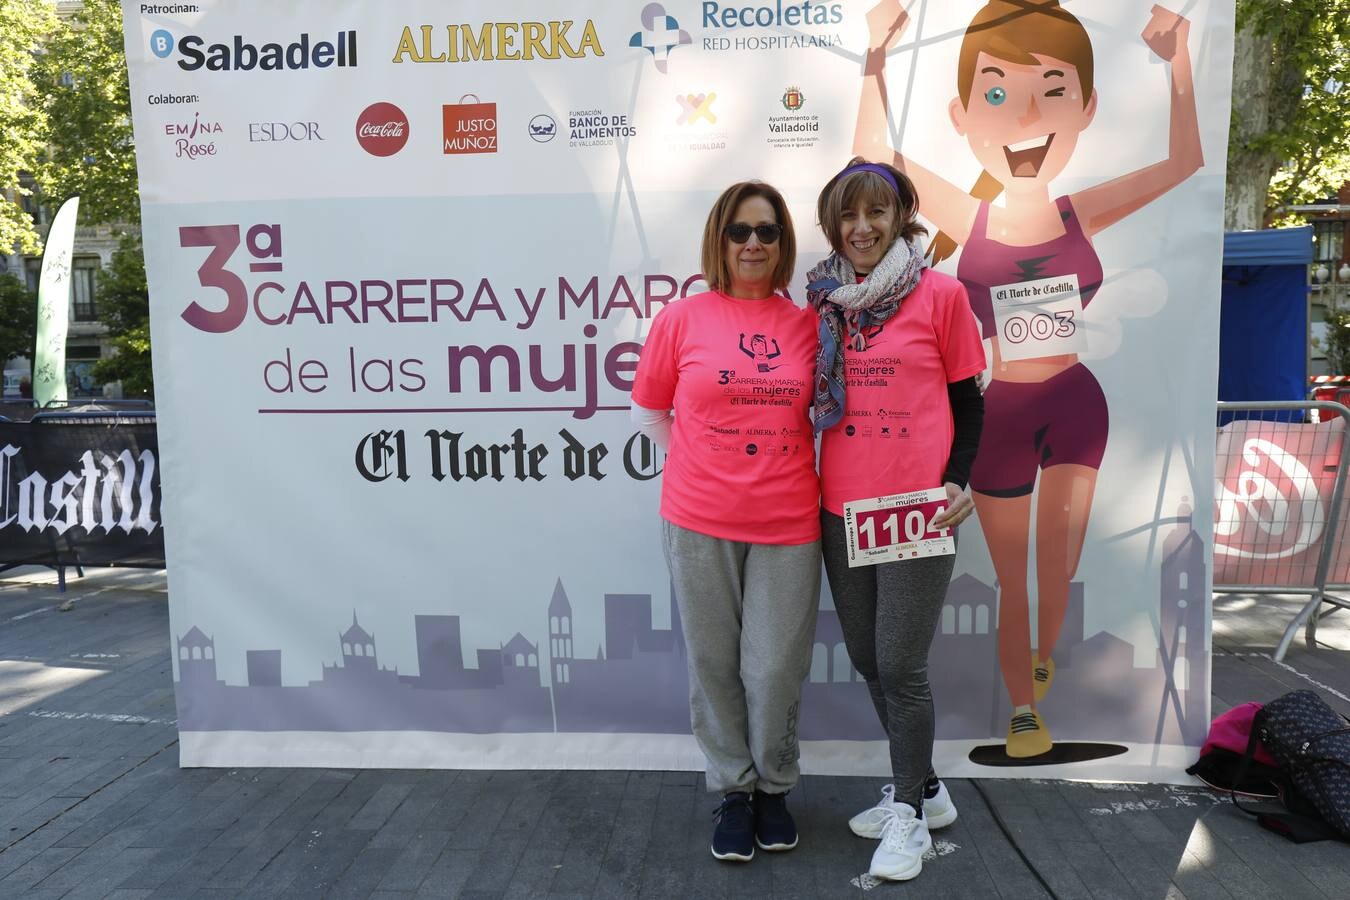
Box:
[866,0,910,53]
[931,481,974,530]
[1141,5,1189,63]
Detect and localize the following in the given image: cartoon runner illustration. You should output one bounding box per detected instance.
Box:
[855,0,1203,758]
[740,332,783,372]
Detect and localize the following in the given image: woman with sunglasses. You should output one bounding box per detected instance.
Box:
[631,181,821,864]
[809,159,985,882]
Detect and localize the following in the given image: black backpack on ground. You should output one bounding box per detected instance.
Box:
[1233,689,1350,843]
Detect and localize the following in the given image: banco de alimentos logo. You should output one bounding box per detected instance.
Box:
[149,27,358,71]
[629,3,690,74]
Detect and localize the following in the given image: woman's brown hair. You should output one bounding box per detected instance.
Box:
[817,156,926,256]
[700,181,797,293]
[928,0,1094,264]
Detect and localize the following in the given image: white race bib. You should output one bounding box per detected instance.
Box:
[990,273,1086,361]
[842,488,954,568]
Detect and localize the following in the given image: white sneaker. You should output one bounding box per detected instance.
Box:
[923,779,958,830]
[849,783,957,838]
[869,803,931,882]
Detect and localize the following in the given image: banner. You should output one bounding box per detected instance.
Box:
[0,419,163,567]
[123,1,1233,780]
[1215,416,1350,588]
[33,196,78,408]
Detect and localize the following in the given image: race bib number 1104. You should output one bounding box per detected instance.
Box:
[842,488,954,568]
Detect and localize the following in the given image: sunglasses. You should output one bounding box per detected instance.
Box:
[724,222,783,244]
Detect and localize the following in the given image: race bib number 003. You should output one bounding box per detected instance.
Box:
[842,488,954,568]
[990,273,1087,362]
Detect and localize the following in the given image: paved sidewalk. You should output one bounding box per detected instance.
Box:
[1,568,1347,899]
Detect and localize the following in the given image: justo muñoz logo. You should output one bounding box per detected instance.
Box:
[356,102,409,157]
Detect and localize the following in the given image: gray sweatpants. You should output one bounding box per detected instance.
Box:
[821,510,954,811]
[662,520,822,795]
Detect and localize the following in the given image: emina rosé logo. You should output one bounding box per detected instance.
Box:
[356,102,409,157]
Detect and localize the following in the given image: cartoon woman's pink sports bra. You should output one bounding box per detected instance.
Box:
[956,195,1104,340]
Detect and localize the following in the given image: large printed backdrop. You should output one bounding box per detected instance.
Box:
[123,1,1233,779]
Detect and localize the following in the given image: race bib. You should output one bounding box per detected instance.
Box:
[990,273,1086,361]
[842,487,954,568]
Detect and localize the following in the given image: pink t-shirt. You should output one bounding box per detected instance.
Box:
[632,290,820,544]
[819,269,986,515]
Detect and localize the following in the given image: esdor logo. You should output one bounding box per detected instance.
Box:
[356,102,409,157]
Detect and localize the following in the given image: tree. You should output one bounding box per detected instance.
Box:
[1227,0,1350,230]
[0,273,37,365]
[0,1,58,254]
[89,234,153,396]
[31,0,139,227]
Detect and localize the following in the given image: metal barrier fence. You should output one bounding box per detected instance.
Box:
[1214,400,1350,660]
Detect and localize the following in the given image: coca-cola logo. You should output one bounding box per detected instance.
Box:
[355,102,408,157]
[1214,436,1325,560]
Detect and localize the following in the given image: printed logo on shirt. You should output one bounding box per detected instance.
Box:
[738,332,782,372]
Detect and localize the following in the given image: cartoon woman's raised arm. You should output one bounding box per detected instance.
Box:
[1068,6,1204,238]
[853,0,980,247]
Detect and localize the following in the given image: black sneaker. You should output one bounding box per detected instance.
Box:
[711,792,755,861]
[752,789,798,851]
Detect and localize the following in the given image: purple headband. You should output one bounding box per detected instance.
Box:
[837,163,901,197]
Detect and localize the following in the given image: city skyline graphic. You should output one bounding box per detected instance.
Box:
[175,511,1208,747]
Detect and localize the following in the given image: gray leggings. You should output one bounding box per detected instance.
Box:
[821,510,954,811]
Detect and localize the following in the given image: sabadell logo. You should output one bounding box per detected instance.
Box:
[149,28,358,71]
[356,102,409,157]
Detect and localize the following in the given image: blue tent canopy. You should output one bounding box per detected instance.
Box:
[1220,226,1313,404]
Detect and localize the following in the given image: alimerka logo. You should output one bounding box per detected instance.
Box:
[392,20,602,62]
[151,28,358,71]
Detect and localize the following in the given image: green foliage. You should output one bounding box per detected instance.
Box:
[0,273,37,365]
[32,0,139,226]
[0,1,58,254]
[89,234,153,396]
[1318,306,1350,376]
[1234,0,1350,220]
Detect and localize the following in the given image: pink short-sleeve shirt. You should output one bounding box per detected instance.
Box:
[632,290,820,544]
[819,269,986,515]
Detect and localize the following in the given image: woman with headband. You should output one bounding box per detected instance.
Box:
[632,181,821,864]
[810,159,986,881]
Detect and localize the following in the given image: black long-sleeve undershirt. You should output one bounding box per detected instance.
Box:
[942,376,984,489]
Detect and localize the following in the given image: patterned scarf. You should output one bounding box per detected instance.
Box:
[806,237,926,431]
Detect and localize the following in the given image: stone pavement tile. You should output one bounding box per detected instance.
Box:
[447,770,546,852]
[233,827,365,897]
[325,846,404,899]
[545,802,619,895]
[27,845,159,897]
[266,770,358,832]
[411,848,482,899]
[370,893,413,900]
[139,843,243,898]
[0,845,82,892]
[423,770,492,839]
[104,891,153,900]
[210,769,325,847]
[453,784,556,893]
[374,829,452,892]
[369,781,458,849]
[274,828,376,898]
[202,825,296,890]
[309,770,384,830]
[348,781,416,832]
[117,842,227,892]
[494,786,589,897]
[589,773,659,900]
[632,773,701,898]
